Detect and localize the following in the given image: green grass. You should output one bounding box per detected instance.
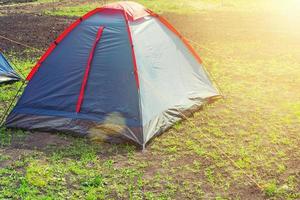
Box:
[42,0,298,17]
[36,0,60,2]
[0,53,35,119]
[0,0,300,199]
[44,3,102,17]
[42,0,272,17]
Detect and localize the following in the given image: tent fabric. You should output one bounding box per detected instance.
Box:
[5,1,220,147]
[103,1,150,21]
[130,17,218,143]
[0,52,21,84]
[6,10,144,145]
[76,26,105,113]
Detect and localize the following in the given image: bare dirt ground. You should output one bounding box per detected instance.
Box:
[0,0,105,56]
[0,0,36,5]
[0,14,73,54]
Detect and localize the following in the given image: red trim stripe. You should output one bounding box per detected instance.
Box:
[157,16,203,64]
[26,8,105,81]
[26,43,56,80]
[148,10,203,64]
[76,26,105,113]
[26,18,81,81]
[122,11,140,89]
[26,6,201,84]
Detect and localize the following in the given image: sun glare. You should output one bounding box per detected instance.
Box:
[266,0,300,30]
[277,0,300,18]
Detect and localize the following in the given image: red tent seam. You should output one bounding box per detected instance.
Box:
[26,8,106,81]
[122,11,140,89]
[26,7,144,81]
[26,6,202,82]
[76,26,105,113]
[147,10,203,64]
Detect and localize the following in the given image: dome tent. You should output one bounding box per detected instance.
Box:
[0,51,21,84]
[5,1,220,148]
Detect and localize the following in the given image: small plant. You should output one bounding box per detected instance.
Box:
[264,180,278,197]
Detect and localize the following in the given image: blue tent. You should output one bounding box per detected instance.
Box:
[0,52,21,84]
[5,2,220,148]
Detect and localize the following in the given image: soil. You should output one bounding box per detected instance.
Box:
[0,13,74,58]
[12,131,71,149]
[0,0,103,57]
[0,0,36,5]
[1,6,299,60]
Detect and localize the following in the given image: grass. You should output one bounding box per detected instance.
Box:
[44,2,103,17]
[0,52,35,118]
[0,0,300,199]
[42,0,300,17]
[42,0,273,17]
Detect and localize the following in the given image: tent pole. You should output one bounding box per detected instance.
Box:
[0,81,25,127]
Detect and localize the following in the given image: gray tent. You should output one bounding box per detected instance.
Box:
[5,2,220,148]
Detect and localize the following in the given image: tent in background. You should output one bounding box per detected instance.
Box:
[5,1,220,148]
[0,51,21,84]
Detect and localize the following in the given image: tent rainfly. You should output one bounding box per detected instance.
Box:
[5,1,220,148]
[0,52,21,84]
